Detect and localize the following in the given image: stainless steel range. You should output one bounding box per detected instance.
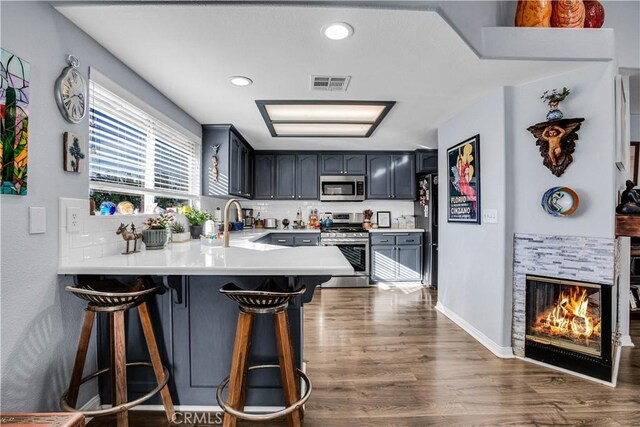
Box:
[321,213,370,288]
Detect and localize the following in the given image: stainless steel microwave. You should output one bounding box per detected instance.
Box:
[319,176,366,201]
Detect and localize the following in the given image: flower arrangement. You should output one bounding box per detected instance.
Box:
[363,209,374,220]
[540,87,570,106]
[143,213,175,230]
[185,209,212,226]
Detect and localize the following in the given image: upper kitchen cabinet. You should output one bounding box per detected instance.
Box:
[254,152,318,200]
[366,153,416,200]
[202,125,254,199]
[416,149,438,174]
[254,154,276,199]
[320,154,366,175]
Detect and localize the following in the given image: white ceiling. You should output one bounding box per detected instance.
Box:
[56,4,589,150]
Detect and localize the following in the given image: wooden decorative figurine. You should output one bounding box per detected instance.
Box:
[527,88,584,177]
[515,0,552,27]
[116,223,142,254]
[551,0,585,28]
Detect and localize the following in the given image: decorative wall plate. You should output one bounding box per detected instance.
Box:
[541,187,579,216]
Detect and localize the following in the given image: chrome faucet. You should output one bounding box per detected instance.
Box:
[223,199,244,247]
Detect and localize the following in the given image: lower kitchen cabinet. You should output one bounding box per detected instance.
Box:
[264,233,320,247]
[370,233,422,282]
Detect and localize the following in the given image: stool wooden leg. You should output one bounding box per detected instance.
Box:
[110,311,128,427]
[274,310,302,427]
[223,311,254,427]
[67,310,96,408]
[138,302,175,423]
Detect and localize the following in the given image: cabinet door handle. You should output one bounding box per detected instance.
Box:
[277,239,287,243]
[298,195,301,198]
[271,195,274,199]
[302,239,311,243]
[380,239,389,242]
[405,239,415,243]
[291,195,295,199]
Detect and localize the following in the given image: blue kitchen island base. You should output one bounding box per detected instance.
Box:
[80,274,328,408]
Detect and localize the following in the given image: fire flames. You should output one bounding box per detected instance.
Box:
[533,286,601,341]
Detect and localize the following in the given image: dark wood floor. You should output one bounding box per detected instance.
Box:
[89,286,640,426]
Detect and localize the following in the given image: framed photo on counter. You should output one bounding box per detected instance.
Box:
[377,211,391,228]
[447,134,481,224]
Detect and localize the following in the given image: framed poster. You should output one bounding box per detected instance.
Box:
[447,134,480,224]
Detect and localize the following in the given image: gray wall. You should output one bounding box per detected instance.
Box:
[437,62,617,351]
[509,62,616,239]
[0,1,200,411]
[437,87,510,350]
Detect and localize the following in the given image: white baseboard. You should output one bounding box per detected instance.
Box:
[435,302,514,359]
[620,334,635,347]
[80,394,101,411]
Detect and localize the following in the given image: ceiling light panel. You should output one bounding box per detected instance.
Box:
[256,100,395,138]
[273,123,372,137]
[265,104,385,123]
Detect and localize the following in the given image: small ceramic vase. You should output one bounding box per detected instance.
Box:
[546,101,564,120]
[583,0,605,28]
[515,0,552,27]
[551,0,585,28]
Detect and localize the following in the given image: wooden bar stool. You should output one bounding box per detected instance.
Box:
[216,281,312,427]
[60,277,174,427]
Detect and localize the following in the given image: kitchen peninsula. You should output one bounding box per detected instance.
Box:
[58,230,352,407]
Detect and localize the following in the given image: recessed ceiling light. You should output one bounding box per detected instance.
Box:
[229,76,253,86]
[255,100,395,138]
[322,22,354,40]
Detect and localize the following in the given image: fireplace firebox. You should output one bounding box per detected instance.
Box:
[525,275,613,381]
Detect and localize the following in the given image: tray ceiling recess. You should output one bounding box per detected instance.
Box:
[255,100,395,138]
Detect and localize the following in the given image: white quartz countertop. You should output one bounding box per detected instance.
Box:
[58,229,351,276]
[368,228,425,233]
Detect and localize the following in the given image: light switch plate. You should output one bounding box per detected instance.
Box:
[29,207,47,234]
[482,209,498,224]
[67,207,82,232]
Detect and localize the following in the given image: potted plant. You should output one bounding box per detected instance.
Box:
[185,210,212,239]
[170,221,191,243]
[541,87,570,121]
[141,213,174,250]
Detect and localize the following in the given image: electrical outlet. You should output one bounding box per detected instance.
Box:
[67,207,82,232]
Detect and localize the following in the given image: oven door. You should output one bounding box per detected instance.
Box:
[325,242,369,275]
[320,176,364,201]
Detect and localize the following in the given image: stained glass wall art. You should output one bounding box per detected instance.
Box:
[1,49,30,195]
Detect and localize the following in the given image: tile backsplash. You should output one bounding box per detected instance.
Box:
[201,197,415,226]
[59,197,157,263]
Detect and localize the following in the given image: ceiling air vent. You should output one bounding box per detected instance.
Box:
[310,75,351,92]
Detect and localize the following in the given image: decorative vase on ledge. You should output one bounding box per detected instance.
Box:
[515,0,552,27]
[142,229,168,250]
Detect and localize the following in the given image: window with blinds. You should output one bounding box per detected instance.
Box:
[88,81,199,203]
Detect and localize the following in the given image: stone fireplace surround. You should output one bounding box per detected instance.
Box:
[512,233,619,382]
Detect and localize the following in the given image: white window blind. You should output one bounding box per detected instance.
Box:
[89,81,200,198]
